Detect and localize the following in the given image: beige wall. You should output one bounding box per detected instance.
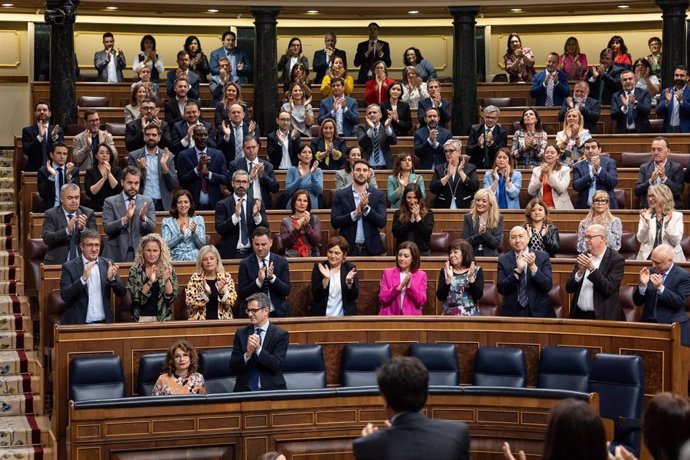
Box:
[0,21,30,146]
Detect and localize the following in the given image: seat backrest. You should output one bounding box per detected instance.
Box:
[105,122,126,136]
[668,152,690,165]
[478,283,499,316]
[78,95,109,107]
[69,355,126,401]
[681,235,690,260]
[619,232,641,260]
[27,238,47,294]
[649,118,664,133]
[618,285,641,322]
[283,344,326,390]
[484,97,513,107]
[472,347,526,387]
[555,232,578,258]
[409,343,459,386]
[198,348,235,394]
[537,347,590,392]
[430,232,450,255]
[340,343,391,387]
[137,353,166,396]
[614,189,628,209]
[620,152,652,168]
[46,291,66,348]
[549,285,564,318]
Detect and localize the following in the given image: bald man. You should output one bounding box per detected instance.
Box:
[497,226,554,317]
[565,224,625,320]
[633,244,690,346]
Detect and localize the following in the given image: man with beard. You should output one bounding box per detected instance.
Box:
[22,100,63,172]
[164,78,194,126]
[128,124,178,211]
[656,64,690,133]
[331,159,386,256]
[266,110,301,170]
[429,139,479,209]
[177,125,228,211]
[558,81,602,133]
[125,98,172,152]
[171,100,215,155]
[586,48,623,105]
[413,108,452,169]
[166,50,200,101]
[466,105,508,169]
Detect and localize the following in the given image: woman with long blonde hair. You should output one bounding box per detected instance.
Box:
[462,189,504,256]
[556,108,591,165]
[185,245,237,320]
[637,184,685,261]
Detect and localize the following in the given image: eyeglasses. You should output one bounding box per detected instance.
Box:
[81,243,100,248]
[592,199,609,203]
[584,235,604,240]
[245,307,267,315]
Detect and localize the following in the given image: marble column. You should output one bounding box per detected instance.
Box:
[47,1,78,129]
[251,7,281,135]
[657,0,688,87]
[449,6,480,136]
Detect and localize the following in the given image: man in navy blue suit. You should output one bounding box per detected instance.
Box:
[217,104,260,164]
[209,30,251,83]
[171,101,215,155]
[572,139,618,209]
[22,100,64,172]
[177,125,228,211]
[165,50,200,101]
[353,23,391,84]
[318,77,360,137]
[228,137,278,209]
[498,226,554,318]
[37,142,79,212]
[611,70,652,133]
[633,244,690,346]
[413,108,452,169]
[312,32,347,84]
[417,79,451,129]
[530,52,569,107]
[656,64,690,133]
[331,160,386,256]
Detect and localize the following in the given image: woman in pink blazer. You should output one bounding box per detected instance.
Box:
[379,241,427,315]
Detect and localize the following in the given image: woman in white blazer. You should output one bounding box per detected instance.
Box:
[636,183,686,262]
[527,144,574,210]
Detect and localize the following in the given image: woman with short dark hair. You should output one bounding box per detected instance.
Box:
[84,143,122,212]
[436,239,484,316]
[310,236,358,316]
[280,189,322,257]
[392,183,433,255]
[379,242,427,316]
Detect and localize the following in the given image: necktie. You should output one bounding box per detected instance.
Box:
[371,126,382,166]
[587,162,597,206]
[234,126,243,156]
[483,127,491,168]
[247,162,255,200]
[518,268,528,308]
[627,91,635,128]
[240,198,249,245]
[41,128,49,163]
[67,213,78,260]
[199,154,208,193]
[127,198,135,250]
[261,259,270,293]
[57,167,65,190]
[545,74,554,106]
[91,134,99,155]
[248,327,263,391]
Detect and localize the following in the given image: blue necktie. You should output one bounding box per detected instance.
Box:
[248,327,263,390]
[372,127,382,166]
[518,269,528,308]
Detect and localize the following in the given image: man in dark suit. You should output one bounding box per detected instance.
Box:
[209,30,251,83]
[229,292,289,392]
[656,64,690,133]
[127,125,178,211]
[331,160,386,256]
[572,139,619,209]
[498,226,554,318]
[41,183,97,265]
[177,125,228,211]
[566,224,625,320]
[228,136,278,209]
[171,101,215,155]
[353,22,391,84]
[22,100,64,172]
[237,227,290,317]
[217,103,260,164]
[166,50,200,101]
[355,104,397,169]
[125,98,172,152]
[312,32,347,84]
[59,229,126,325]
[413,108,453,169]
[215,169,268,259]
[93,32,126,82]
[633,244,690,345]
[466,105,508,169]
[164,78,195,126]
[209,57,230,107]
[102,166,156,262]
[37,142,80,212]
[634,137,684,208]
[318,77,360,137]
[611,70,652,133]
[530,52,569,107]
[558,81,602,133]
[417,79,451,128]
[586,48,623,105]
[352,356,470,460]
[429,139,479,209]
[266,110,301,170]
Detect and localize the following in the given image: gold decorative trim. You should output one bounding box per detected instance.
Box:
[0,30,21,68]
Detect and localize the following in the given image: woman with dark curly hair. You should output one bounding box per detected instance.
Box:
[608,35,632,69]
[503,33,536,83]
[403,47,437,82]
[523,198,560,257]
[152,339,206,395]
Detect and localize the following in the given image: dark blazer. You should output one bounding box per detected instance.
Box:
[209,46,251,82]
[413,125,453,169]
[586,65,624,105]
[171,119,216,155]
[127,147,179,210]
[177,146,228,210]
[610,87,652,133]
[266,129,301,170]
[318,96,360,137]
[102,194,156,262]
[166,69,200,100]
[380,100,413,136]
[59,256,126,325]
[228,158,279,209]
[572,156,619,209]
[417,98,451,128]
[310,261,359,316]
[530,70,569,106]
[634,160,684,208]
[352,411,470,460]
[558,97,602,133]
[216,121,261,164]
[466,123,509,169]
[497,250,554,318]
[392,209,434,254]
[309,137,347,171]
[22,124,64,172]
[277,54,309,90]
[313,48,347,84]
[94,49,126,82]
[461,213,504,256]
[214,195,268,259]
[355,123,397,169]
[633,264,690,345]
[124,119,172,152]
[566,248,626,321]
[164,97,198,127]
[429,163,479,209]
[42,205,97,265]
[353,39,391,84]
[526,224,560,257]
[237,253,290,317]
[37,164,80,212]
[656,85,690,133]
[330,186,387,256]
[229,323,289,391]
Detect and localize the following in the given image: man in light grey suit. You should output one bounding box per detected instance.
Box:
[102,166,156,262]
[127,124,178,211]
[94,32,126,83]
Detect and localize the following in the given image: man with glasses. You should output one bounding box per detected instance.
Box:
[72,109,117,170]
[558,81,601,133]
[59,229,126,325]
[572,138,618,209]
[466,105,508,169]
[634,137,684,209]
[125,98,172,152]
[633,244,690,345]
[229,292,288,392]
[566,224,625,320]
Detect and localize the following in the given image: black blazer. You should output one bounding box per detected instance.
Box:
[497,250,554,318]
[634,160,684,208]
[266,129,301,170]
[461,213,504,256]
[227,158,279,209]
[429,163,479,209]
[124,119,172,152]
[417,98,451,128]
[558,97,602,133]
[22,124,64,172]
[312,48,347,84]
[392,209,434,254]
[330,186,387,256]
[237,253,290,317]
[214,195,268,259]
[380,100,413,136]
[413,125,453,169]
[177,146,228,210]
[566,248,625,321]
[42,205,97,265]
[37,164,81,212]
[164,98,198,127]
[229,323,289,391]
[610,87,652,133]
[309,137,347,171]
[355,123,397,169]
[171,119,216,155]
[216,121,261,164]
[466,123,508,169]
[353,39,391,84]
[310,261,359,316]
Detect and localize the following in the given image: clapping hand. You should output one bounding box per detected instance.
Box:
[397,273,411,291]
[76,214,87,231]
[82,260,97,281]
[444,260,454,284]
[524,252,537,271]
[252,199,262,216]
[46,160,56,177]
[318,263,331,279]
[107,261,119,282]
[467,261,477,283]
[346,267,357,284]
[502,442,526,460]
[266,262,275,279]
[139,201,149,221]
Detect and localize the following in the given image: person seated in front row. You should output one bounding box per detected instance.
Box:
[467,105,509,170]
[462,189,503,257]
[152,339,206,395]
[558,80,602,133]
[334,147,378,190]
[571,138,618,210]
[185,245,237,320]
[161,189,206,262]
[576,190,623,254]
[436,238,484,316]
[523,198,560,257]
[84,143,122,213]
[636,184,685,262]
[430,139,479,209]
[283,144,323,209]
[37,142,79,212]
[387,153,426,209]
[556,108,591,165]
[311,118,346,171]
[379,241,427,316]
[310,236,359,317]
[127,233,178,322]
[414,107,453,169]
[392,183,434,256]
[611,69,652,134]
[483,148,521,210]
[280,189,322,257]
[527,144,574,210]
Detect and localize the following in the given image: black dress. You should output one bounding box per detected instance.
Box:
[84,165,122,212]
